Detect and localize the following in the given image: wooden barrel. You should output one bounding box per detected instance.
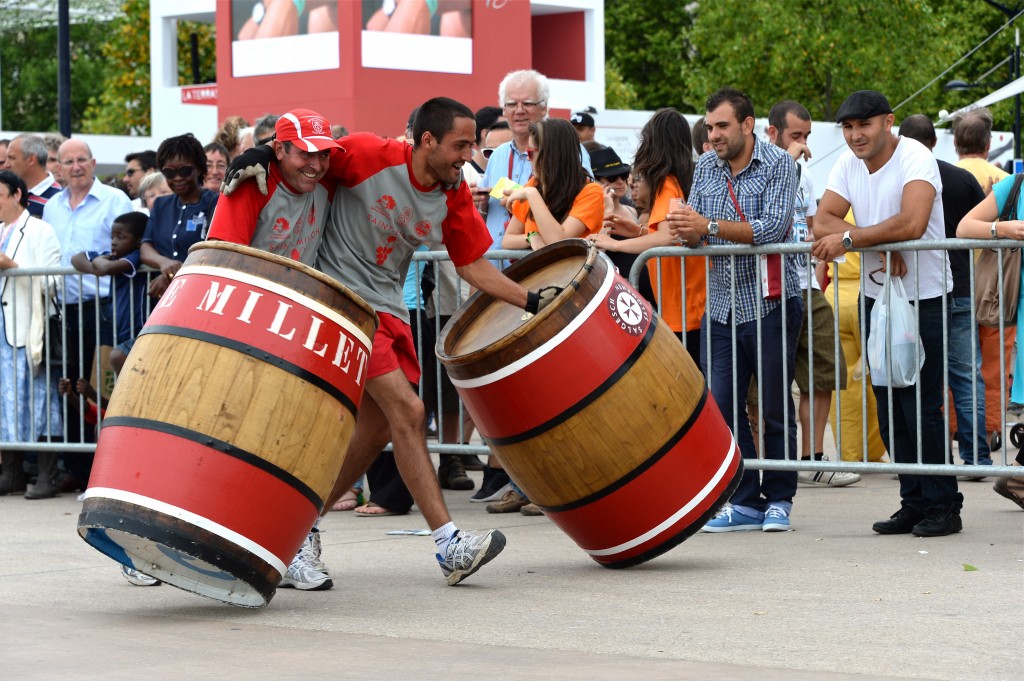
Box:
[437,239,741,568]
[77,242,378,607]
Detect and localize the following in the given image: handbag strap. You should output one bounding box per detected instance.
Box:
[999,174,1024,222]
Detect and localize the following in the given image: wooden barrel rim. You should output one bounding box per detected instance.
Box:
[190,241,378,324]
[437,239,600,365]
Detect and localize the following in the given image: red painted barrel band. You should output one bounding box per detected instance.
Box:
[139,324,359,417]
[101,416,323,511]
[459,279,653,440]
[144,271,370,405]
[542,396,738,560]
[88,424,321,563]
[483,320,657,447]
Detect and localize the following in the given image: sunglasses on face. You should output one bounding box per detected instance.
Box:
[481,147,497,159]
[527,147,539,161]
[124,168,138,177]
[602,172,629,183]
[160,165,195,179]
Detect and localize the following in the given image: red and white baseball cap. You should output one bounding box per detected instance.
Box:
[275,109,344,152]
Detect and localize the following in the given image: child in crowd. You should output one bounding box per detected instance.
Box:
[70,211,149,374]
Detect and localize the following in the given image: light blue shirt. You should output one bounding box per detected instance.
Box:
[43,179,133,304]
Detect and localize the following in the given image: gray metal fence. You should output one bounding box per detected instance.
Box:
[1,242,1019,479]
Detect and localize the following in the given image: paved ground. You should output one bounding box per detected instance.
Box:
[0,467,1021,681]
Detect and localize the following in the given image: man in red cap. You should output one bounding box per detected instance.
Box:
[206,108,345,592]
[208,108,342,265]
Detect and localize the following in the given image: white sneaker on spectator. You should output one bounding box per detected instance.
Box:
[798,470,861,487]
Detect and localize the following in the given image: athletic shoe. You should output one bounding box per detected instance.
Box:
[798,470,862,487]
[121,564,161,587]
[700,506,762,532]
[470,467,511,503]
[305,528,327,573]
[437,529,506,586]
[279,531,333,591]
[762,505,791,532]
[485,489,529,514]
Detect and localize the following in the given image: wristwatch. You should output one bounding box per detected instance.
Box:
[707,219,720,238]
[842,229,853,249]
[991,221,999,238]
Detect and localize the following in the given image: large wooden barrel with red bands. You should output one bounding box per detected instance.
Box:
[437,239,741,568]
[77,242,378,607]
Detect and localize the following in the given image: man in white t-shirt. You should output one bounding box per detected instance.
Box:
[813,90,962,537]
[766,99,858,488]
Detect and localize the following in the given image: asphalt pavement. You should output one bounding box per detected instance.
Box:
[0,465,1020,680]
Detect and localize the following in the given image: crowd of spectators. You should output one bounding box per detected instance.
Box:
[2,73,1022,564]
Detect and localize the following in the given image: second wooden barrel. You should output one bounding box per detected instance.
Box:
[437,239,741,568]
[77,242,378,607]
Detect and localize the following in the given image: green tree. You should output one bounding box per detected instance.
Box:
[80,0,150,135]
[604,0,695,111]
[682,0,970,122]
[0,21,109,132]
[81,0,216,135]
[606,59,640,110]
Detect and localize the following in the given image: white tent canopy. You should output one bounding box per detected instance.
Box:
[938,75,1024,124]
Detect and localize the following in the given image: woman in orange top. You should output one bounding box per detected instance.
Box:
[501,119,604,250]
[591,108,706,361]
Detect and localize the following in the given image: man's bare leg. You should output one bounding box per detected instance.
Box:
[326,369,451,529]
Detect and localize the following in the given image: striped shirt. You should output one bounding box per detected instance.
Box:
[689,136,799,325]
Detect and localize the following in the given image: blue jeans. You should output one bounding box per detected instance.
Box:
[701,296,802,514]
[948,297,991,465]
[864,294,962,513]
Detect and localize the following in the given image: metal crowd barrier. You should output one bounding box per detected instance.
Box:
[634,238,1020,478]
[1,244,1020,480]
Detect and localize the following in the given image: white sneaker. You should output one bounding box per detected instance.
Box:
[279,530,333,591]
[121,564,161,586]
[798,470,861,487]
[305,528,328,573]
[437,529,506,586]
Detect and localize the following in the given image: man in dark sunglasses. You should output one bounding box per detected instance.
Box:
[123,150,157,209]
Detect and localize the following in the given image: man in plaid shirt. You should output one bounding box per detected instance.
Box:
[669,87,802,532]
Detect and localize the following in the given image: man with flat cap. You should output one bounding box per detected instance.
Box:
[812,90,962,537]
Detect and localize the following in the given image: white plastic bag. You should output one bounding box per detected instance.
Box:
[867,275,925,388]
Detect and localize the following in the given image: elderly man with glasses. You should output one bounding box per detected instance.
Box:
[473,69,592,251]
[40,139,132,497]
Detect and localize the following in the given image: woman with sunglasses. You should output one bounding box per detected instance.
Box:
[141,133,219,299]
[590,108,705,361]
[500,118,604,251]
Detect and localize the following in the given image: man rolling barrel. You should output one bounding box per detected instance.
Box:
[222,97,560,587]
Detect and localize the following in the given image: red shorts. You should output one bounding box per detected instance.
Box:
[368,312,421,384]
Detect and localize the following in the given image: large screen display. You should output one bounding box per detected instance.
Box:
[231,1,341,78]
[360,0,473,74]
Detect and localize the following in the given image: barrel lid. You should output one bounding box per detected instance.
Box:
[439,239,597,360]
